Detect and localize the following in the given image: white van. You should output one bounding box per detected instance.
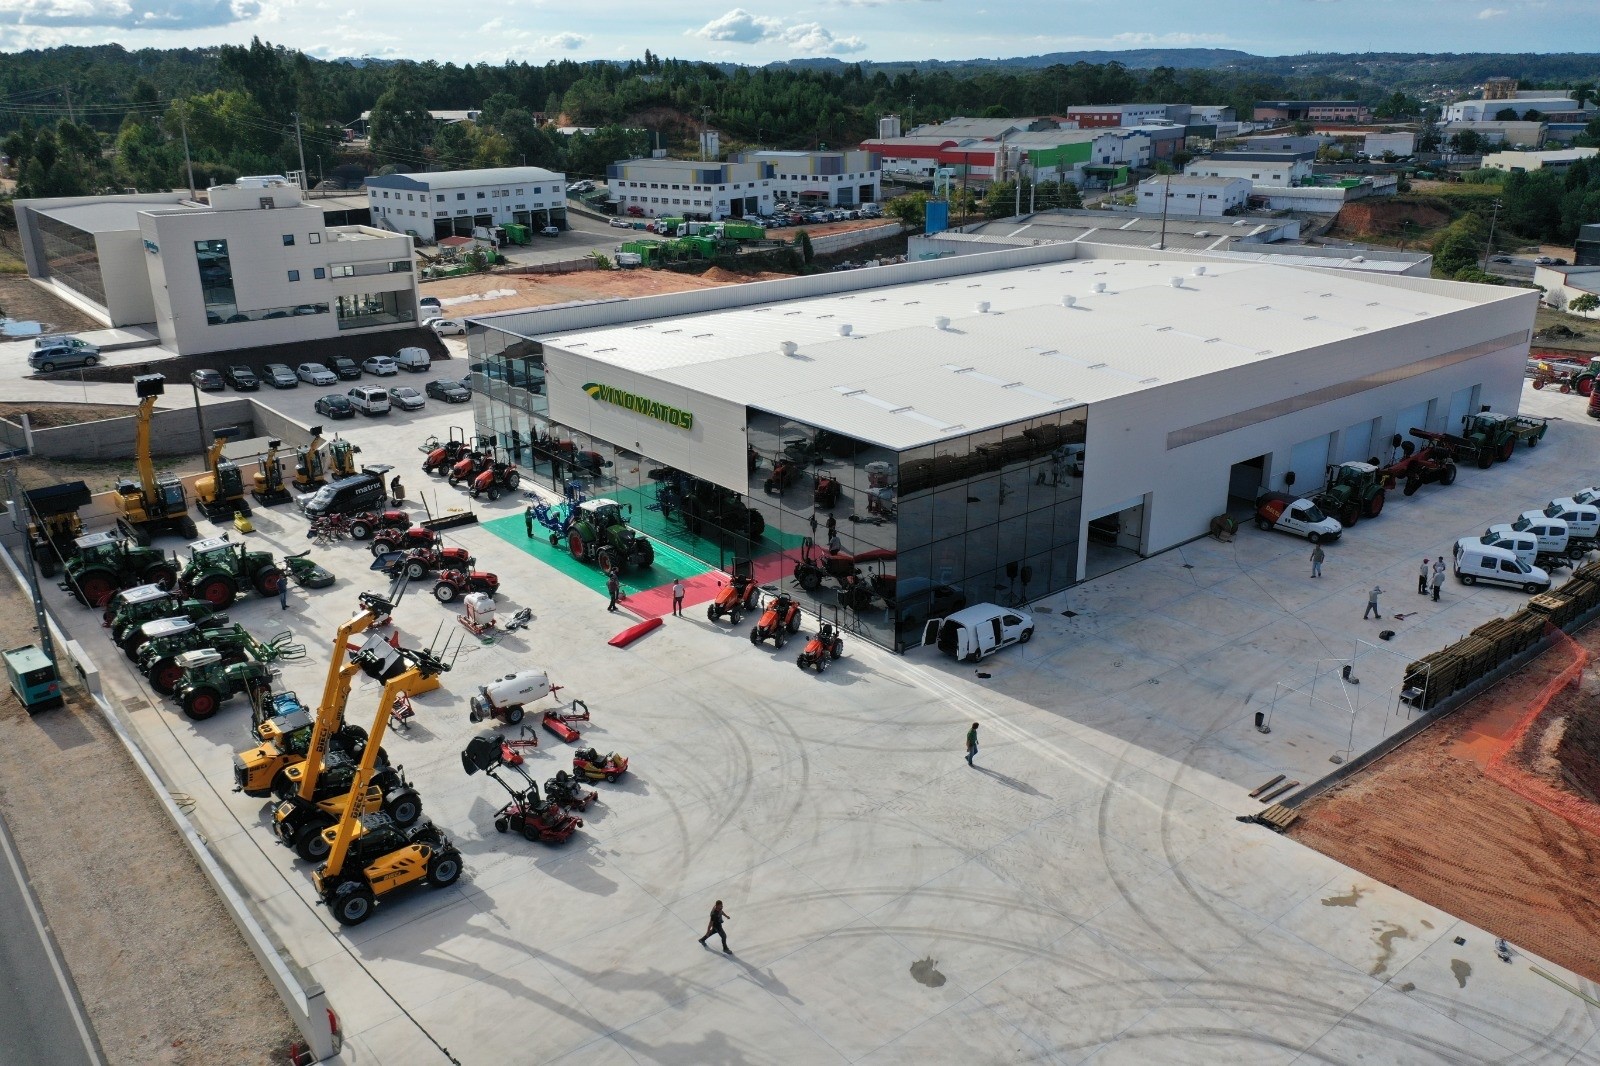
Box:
[1542,499,1600,542]
[1502,512,1569,555]
[923,604,1034,662]
[1454,543,1550,593]
[394,346,432,373]
[1459,531,1536,569]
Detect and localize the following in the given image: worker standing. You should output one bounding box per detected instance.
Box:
[524,504,535,539]
[278,575,290,611]
[671,578,685,617]
[1310,543,1325,579]
[606,568,621,613]
[1365,585,1384,620]
[1418,558,1430,595]
[1430,564,1445,602]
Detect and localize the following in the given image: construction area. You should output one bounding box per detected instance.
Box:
[1292,617,1600,985]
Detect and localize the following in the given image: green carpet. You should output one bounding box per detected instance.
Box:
[484,511,712,597]
[603,481,810,558]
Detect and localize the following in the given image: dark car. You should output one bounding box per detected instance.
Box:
[425,378,470,403]
[191,368,226,392]
[224,365,259,391]
[314,393,356,420]
[331,357,362,380]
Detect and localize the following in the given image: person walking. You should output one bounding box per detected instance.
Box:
[698,900,731,953]
[606,568,621,613]
[671,578,685,617]
[966,722,979,767]
[1364,585,1384,620]
[825,512,837,542]
[1418,558,1430,595]
[278,574,290,611]
[1310,543,1325,579]
[1430,564,1444,602]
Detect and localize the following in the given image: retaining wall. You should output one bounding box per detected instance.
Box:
[27,399,259,460]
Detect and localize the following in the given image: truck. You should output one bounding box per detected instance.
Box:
[1254,493,1342,543]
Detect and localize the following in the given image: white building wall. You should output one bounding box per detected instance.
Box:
[1080,291,1535,557]
[1364,132,1417,156]
[95,230,158,326]
[1186,158,1312,185]
[1136,177,1249,217]
[368,173,567,236]
[544,347,748,489]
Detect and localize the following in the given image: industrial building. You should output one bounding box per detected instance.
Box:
[464,243,1531,651]
[606,157,774,220]
[15,180,419,356]
[1253,100,1374,124]
[1136,174,1250,217]
[364,166,567,242]
[737,150,882,207]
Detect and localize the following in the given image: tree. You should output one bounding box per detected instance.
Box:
[793,228,814,266]
[1570,293,1600,314]
[369,75,436,163]
[1496,107,1520,121]
[885,192,927,228]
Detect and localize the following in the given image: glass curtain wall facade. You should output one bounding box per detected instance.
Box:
[37,215,107,306]
[471,325,1088,652]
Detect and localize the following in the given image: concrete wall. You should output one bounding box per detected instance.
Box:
[1080,289,1536,557]
[809,223,902,256]
[96,229,159,326]
[27,399,258,460]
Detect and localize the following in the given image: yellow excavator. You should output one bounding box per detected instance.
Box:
[292,426,328,492]
[251,438,292,506]
[114,374,198,544]
[314,638,459,927]
[194,427,251,522]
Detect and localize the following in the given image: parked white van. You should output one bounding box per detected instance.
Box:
[1498,512,1569,555]
[1454,542,1551,593]
[1542,499,1600,543]
[923,604,1034,662]
[394,346,432,373]
[1462,530,1537,568]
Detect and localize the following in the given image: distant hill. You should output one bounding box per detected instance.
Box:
[772,49,1259,73]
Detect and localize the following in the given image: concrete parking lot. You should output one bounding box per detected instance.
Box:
[33,373,1600,1064]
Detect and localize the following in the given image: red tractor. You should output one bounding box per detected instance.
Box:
[399,546,475,580]
[470,460,522,501]
[346,509,411,541]
[750,590,802,647]
[706,572,760,624]
[433,567,500,603]
[764,457,801,495]
[813,473,841,509]
[447,448,494,487]
[422,436,470,476]
[371,525,441,556]
[796,621,844,673]
[1377,439,1458,497]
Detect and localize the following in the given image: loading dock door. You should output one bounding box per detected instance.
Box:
[1446,385,1479,435]
[1287,434,1332,494]
[1338,418,1378,464]
[1395,400,1431,445]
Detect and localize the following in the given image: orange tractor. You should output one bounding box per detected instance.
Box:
[750,589,802,647]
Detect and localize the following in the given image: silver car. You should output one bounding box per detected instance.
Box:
[296,362,336,385]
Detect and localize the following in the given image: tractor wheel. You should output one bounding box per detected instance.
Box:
[433,581,458,603]
[1579,377,1595,397]
[253,567,284,597]
[349,519,373,540]
[1534,378,1546,390]
[568,530,586,561]
[1499,439,1515,462]
[505,471,520,490]
[505,705,524,726]
[1476,449,1494,469]
[797,655,808,670]
[179,517,199,539]
[331,883,374,926]
[797,568,822,592]
[549,533,561,548]
[707,604,720,622]
[149,659,184,695]
[746,509,766,540]
[1527,433,1539,448]
[1367,491,1386,519]
[295,820,333,862]
[488,485,502,501]
[198,575,237,608]
[122,632,150,660]
[428,850,462,886]
[73,570,117,608]
[405,559,430,581]
[1439,463,1458,486]
[1403,476,1421,497]
[775,629,787,648]
[144,563,178,588]
[370,539,396,557]
[750,626,762,645]
[634,541,654,569]
[182,686,223,721]
[385,789,422,827]
[494,817,509,833]
[596,547,617,574]
[1341,504,1360,528]
[787,614,801,634]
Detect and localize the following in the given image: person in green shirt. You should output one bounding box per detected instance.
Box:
[966,723,979,767]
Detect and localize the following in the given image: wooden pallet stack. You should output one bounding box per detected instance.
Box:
[1527,590,1581,628]
[1403,648,1468,709]
[1470,612,1545,664]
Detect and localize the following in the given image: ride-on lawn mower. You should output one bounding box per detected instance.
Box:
[544,770,598,811]
[573,747,629,783]
[796,621,844,673]
[283,551,336,588]
[750,589,802,647]
[462,735,583,844]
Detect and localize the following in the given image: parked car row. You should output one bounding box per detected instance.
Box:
[191,350,433,394]
[1454,491,1600,593]
[309,377,470,420]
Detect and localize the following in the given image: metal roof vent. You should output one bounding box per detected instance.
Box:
[1169,277,1184,288]
[1351,255,1366,263]
[1061,295,1076,308]
[1194,230,1211,238]
[780,340,799,357]
[838,324,853,337]
[1092,282,1107,293]
[934,315,950,330]
[1192,265,1207,276]
[975,301,991,314]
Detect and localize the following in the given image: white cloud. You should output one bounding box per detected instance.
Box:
[782,21,866,54]
[694,8,782,43]
[1109,30,1230,45]
[0,0,261,28]
[538,30,585,49]
[1476,6,1506,17]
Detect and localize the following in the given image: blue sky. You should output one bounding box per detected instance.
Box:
[0,0,1593,64]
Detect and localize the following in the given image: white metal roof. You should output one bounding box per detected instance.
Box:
[533,256,1508,450]
[369,166,563,190]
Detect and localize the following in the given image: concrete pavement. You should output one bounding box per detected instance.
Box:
[34,376,1600,1064]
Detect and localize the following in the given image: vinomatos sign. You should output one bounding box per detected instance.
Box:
[583,382,694,430]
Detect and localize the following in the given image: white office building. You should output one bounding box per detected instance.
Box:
[15,180,419,357]
[1137,175,1250,217]
[1187,152,1315,187]
[365,166,567,242]
[740,150,881,207]
[606,157,775,220]
[1444,96,1580,122]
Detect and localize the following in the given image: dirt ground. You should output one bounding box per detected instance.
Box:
[0,581,297,1063]
[1292,621,1600,982]
[0,273,101,337]
[3,452,187,496]
[0,401,136,429]
[421,263,794,317]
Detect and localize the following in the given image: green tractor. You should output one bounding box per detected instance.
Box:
[1316,462,1387,527]
[1457,413,1518,466]
[563,499,656,573]
[1462,411,1547,455]
[103,584,220,659]
[60,531,178,608]
[172,649,275,721]
[136,617,303,696]
[175,535,286,609]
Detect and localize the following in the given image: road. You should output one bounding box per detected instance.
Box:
[0,808,102,1066]
[496,208,633,268]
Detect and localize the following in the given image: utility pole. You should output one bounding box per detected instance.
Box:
[64,86,74,124]
[4,466,57,669]
[908,95,915,132]
[1482,198,1502,271]
[1157,173,1171,250]
[178,100,196,199]
[292,111,308,192]
[700,106,711,161]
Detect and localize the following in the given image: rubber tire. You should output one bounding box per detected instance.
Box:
[505,471,520,490]
[750,627,761,645]
[433,581,457,603]
[74,570,117,608]
[405,560,429,581]
[1307,531,1322,544]
[1528,434,1538,448]
[1256,518,1272,532]
[523,824,542,843]
[605,773,618,783]
[1403,477,1420,497]
[385,790,421,827]
[295,820,332,862]
[429,851,462,886]
[494,817,508,833]
[349,519,372,540]
[83,356,96,367]
[1460,573,1476,586]
[1341,504,1360,528]
[505,705,524,726]
[635,541,654,569]
[797,655,808,670]
[144,564,177,588]
[182,687,222,721]
[797,569,822,592]
[568,530,586,561]
[487,486,501,501]
[1020,628,1034,644]
[1533,378,1546,390]
[1366,490,1386,519]
[1476,450,1494,469]
[1439,464,1457,486]
[150,659,185,696]
[332,883,374,926]
[253,567,284,597]
[549,533,561,547]
[707,604,720,622]
[179,517,199,539]
[40,361,54,372]
[1499,439,1515,462]
[1579,377,1594,397]
[198,575,237,608]
[596,547,616,574]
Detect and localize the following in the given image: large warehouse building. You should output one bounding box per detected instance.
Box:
[466,244,1534,651]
